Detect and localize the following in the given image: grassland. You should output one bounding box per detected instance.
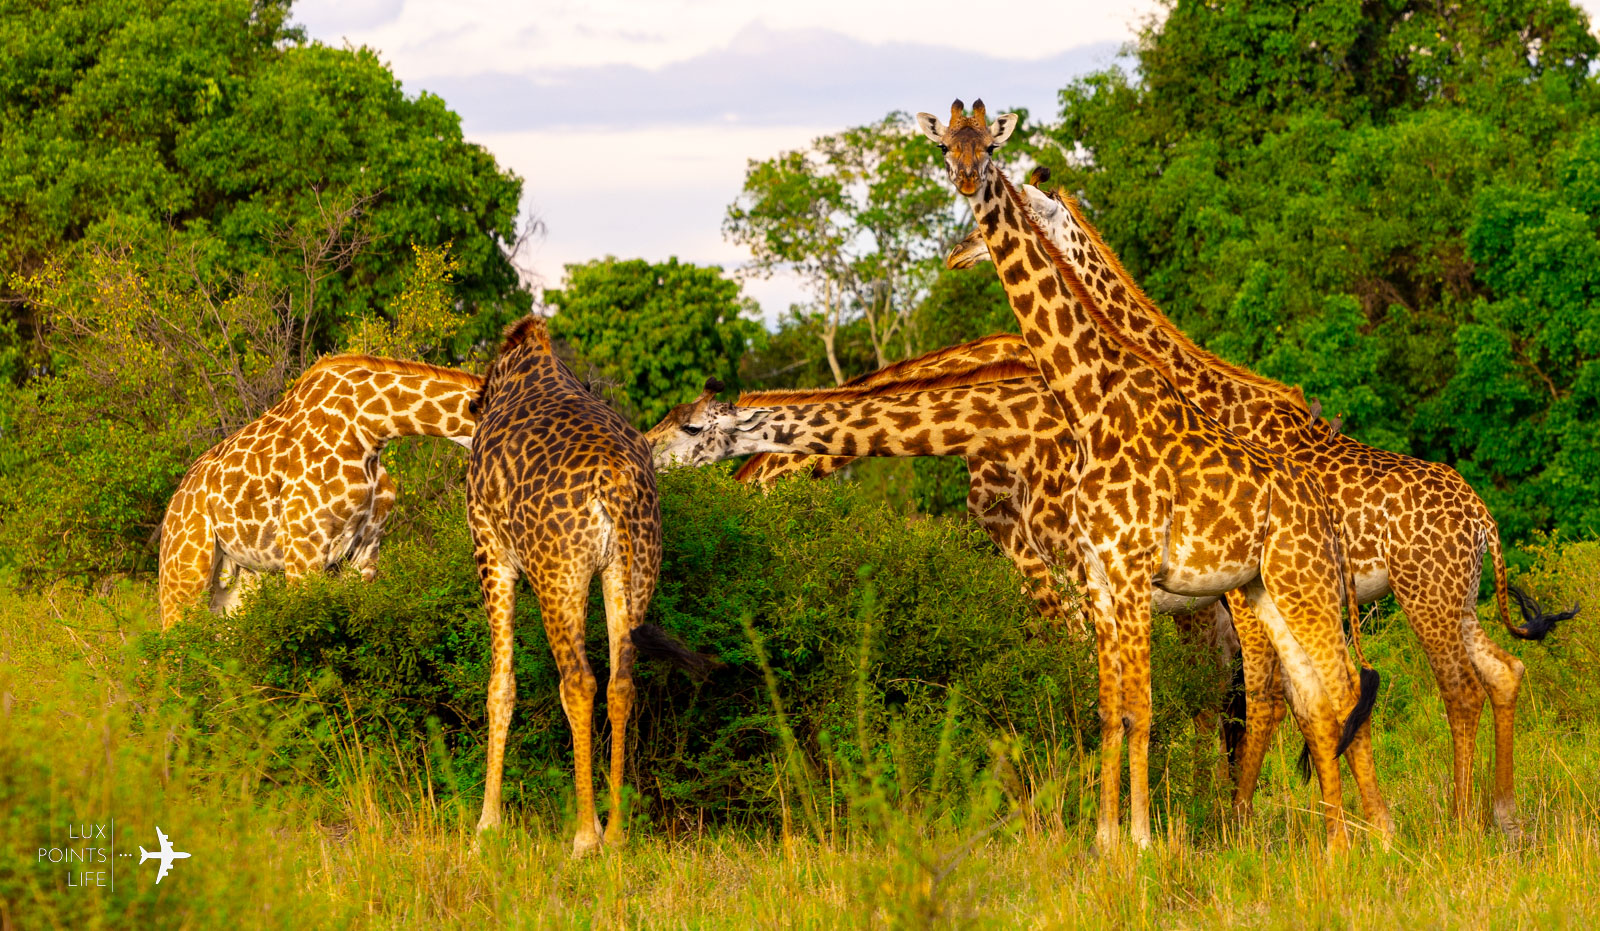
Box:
[2,536,1598,929]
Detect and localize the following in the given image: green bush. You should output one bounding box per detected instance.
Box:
[149,466,1230,828]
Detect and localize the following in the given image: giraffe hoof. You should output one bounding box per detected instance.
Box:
[1494,803,1523,842]
[571,832,604,858]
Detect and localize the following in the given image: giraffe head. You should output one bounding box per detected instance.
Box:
[946,167,1059,269]
[645,378,773,469]
[915,98,1018,196]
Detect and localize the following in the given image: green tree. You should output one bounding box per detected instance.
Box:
[1043,0,1600,539]
[0,0,529,377]
[545,257,762,428]
[725,112,972,383]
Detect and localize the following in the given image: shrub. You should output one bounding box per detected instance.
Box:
[150,466,1230,829]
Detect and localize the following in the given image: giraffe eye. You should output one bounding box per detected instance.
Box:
[985,144,998,154]
[938,144,949,154]
[682,424,704,437]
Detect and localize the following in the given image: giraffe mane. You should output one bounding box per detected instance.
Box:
[302,354,483,389]
[495,314,555,356]
[995,169,1195,389]
[839,334,1027,388]
[736,358,1036,406]
[1048,190,1313,414]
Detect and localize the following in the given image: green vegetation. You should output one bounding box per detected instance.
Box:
[545,257,763,427]
[4,479,1597,927]
[3,0,1599,926]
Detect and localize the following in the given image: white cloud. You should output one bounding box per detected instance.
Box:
[294,0,1162,76]
[418,22,1119,133]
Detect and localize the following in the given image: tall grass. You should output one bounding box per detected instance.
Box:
[2,531,1598,928]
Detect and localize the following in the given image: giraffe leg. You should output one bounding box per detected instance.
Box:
[157,493,215,631]
[967,462,1076,633]
[537,575,604,856]
[1390,551,1502,832]
[279,492,332,581]
[474,547,520,836]
[1457,584,1527,836]
[1242,579,1351,854]
[1082,571,1126,854]
[1226,592,1287,819]
[351,472,397,583]
[600,555,641,847]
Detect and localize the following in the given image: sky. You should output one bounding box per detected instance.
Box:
[289,0,1600,323]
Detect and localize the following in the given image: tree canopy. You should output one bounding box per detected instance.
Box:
[1031,0,1600,540]
[545,257,763,428]
[0,0,529,378]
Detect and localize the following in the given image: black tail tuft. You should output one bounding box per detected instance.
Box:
[1335,666,1380,758]
[1298,667,1380,780]
[630,624,720,683]
[1221,661,1247,769]
[1507,585,1579,642]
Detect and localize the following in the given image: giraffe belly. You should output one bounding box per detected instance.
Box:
[1352,565,1391,604]
[1150,588,1223,615]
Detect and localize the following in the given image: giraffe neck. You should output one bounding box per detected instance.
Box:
[722,381,1047,461]
[303,357,481,449]
[965,169,1162,435]
[1042,193,1318,441]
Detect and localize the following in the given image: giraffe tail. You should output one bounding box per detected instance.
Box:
[1488,528,1579,641]
[630,624,721,683]
[1330,513,1378,759]
[1297,500,1379,778]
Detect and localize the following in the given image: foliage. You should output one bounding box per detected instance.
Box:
[0,225,470,580]
[1044,0,1600,541]
[545,257,763,428]
[0,0,528,378]
[344,244,470,362]
[148,466,1227,824]
[725,112,988,382]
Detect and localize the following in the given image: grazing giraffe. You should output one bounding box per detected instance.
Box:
[732,334,1087,624]
[917,99,1386,852]
[157,355,480,630]
[949,166,1579,836]
[466,315,713,856]
[648,363,1242,646]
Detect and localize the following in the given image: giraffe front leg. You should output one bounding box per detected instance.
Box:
[279,493,332,581]
[351,473,397,583]
[1079,557,1130,855]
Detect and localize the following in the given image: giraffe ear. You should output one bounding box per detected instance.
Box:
[914,112,945,144]
[988,113,1018,146]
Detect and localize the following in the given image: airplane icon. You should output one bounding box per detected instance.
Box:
[138,827,191,884]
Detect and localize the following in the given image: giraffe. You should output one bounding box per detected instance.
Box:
[648,364,1243,645]
[915,99,1391,852]
[466,315,714,856]
[157,355,480,630]
[731,334,1088,623]
[947,162,1579,835]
